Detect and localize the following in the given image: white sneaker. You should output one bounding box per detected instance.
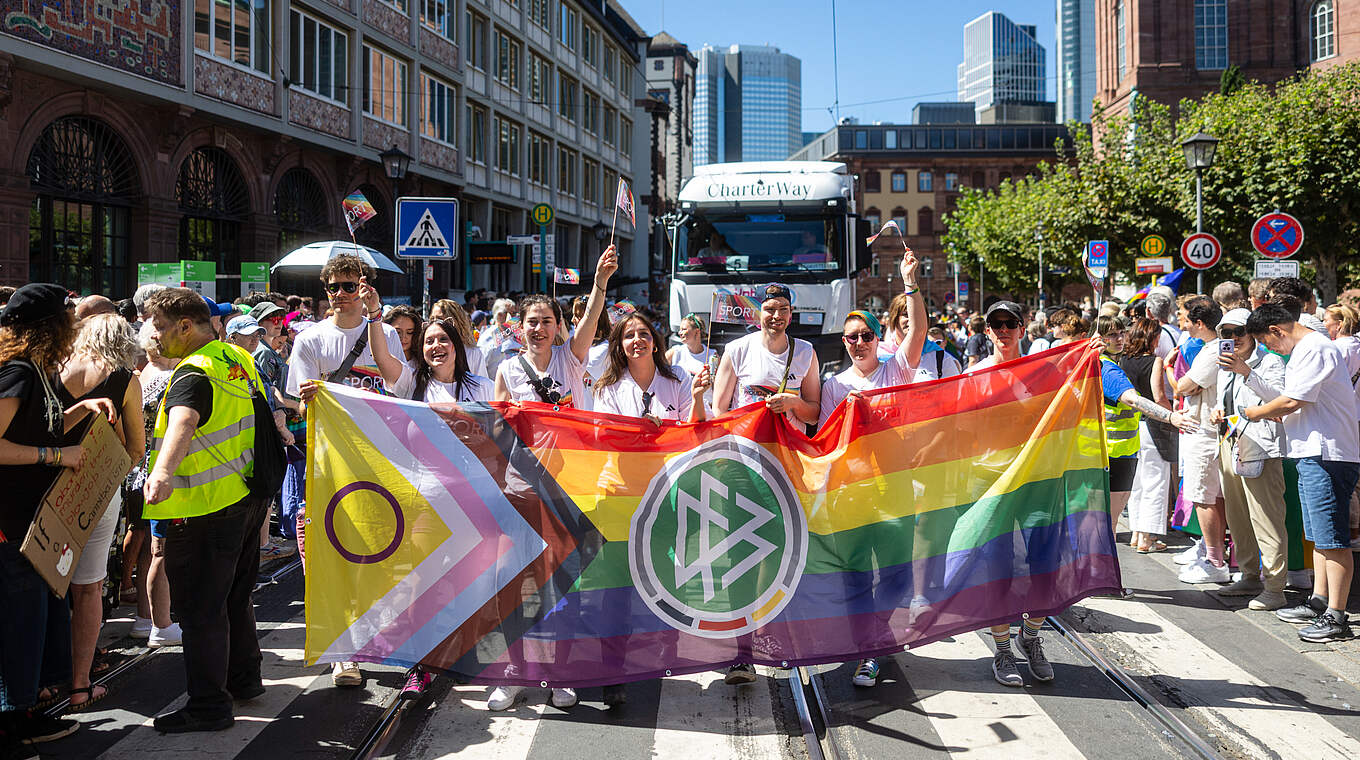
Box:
[1287,569,1314,589]
[148,622,183,648]
[1178,557,1230,584]
[487,685,524,711]
[129,616,153,640]
[331,661,362,688]
[1174,539,1205,566]
[550,687,577,708]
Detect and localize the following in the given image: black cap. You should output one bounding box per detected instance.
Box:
[984,301,1025,322]
[0,283,71,327]
[759,283,793,305]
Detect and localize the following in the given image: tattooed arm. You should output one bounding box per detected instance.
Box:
[1120,389,1200,434]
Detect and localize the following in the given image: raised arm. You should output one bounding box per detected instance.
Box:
[889,251,927,372]
[570,245,618,362]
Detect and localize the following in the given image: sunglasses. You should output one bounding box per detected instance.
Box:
[843,331,878,344]
[325,281,359,294]
[988,318,1021,330]
[1219,326,1245,339]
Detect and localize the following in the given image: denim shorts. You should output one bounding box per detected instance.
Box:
[1293,457,1360,551]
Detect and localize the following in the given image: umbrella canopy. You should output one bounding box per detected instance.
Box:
[272,241,405,275]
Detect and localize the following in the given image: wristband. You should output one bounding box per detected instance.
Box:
[36,446,46,465]
[903,286,920,295]
[367,315,382,324]
[52,447,62,467]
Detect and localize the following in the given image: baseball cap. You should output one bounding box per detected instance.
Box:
[251,302,285,323]
[201,295,232,319]
[759,282,793,305]
[225,315,264,336]
[0,283,71,327]
[984,301,1025,323]
[1220,308,1251,328]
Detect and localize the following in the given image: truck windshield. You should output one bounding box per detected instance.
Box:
[676,213,842,274]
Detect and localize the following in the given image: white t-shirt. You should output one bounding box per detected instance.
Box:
[1333,335,1360,422]
[820,340,918,427]
[723,332,817,424]
[464,342,487,377]
[1027,337,1051,355]
[496,344,587,408]
[913,344,964,382]
[286,319,405,396]
[1155,324,1180,360]
[1282,330,1360,461]
[389,363,493,403]
[1301,312,1329,336]
[594,365,694,421]
[581,342,611,406]
[1181,341,1222,430]
[673,345,716,415]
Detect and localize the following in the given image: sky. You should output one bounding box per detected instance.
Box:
[628,0,1059,135]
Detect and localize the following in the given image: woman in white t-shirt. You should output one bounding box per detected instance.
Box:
[376,319,494,403]
[383,305,422,366]
[493,246,615,414]
[596,313,709,423]
[1324,304,1360,419]
[665,313,716,416]
[431,299,488,379]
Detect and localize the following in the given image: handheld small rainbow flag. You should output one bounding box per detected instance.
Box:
[554,267,581,285]
[606,299,638,324]
[342,191,377,236]
[615,177,635,228]
[866,219,904,245]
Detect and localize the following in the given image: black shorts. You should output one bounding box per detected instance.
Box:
[1109,456,1138,493]
[124,487,150,529]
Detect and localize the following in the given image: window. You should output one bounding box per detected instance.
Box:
[620,60,632,98]
[466,103,487,163]
[891,209,907,235]
[917,207,934,236]
[945,172,959,191]
[582,24,599,68]
[1115,0,1126,80]
[653,59,664,71]
[495,117,520,175]
[604,45,617,85]
[604,167,618,207]
[582,157,599,205]
[558,146,577,195]
[528,53,549,103]
[421,0,452,38]
[528,0,550,30]
[871,256,880,277]
[855,130,868,150]
[421,74,456,145]
[602,104,617,147]
[1194,0,1228,70]
[921,258,934,279]
[1312,1,1336,61]
[619,116,632,157]
[884,130,897,150]
[558,72,578,121]
[529,131,551,185]
[194,0,270,74]
[379,0,408,12]
[559,2,578,50]
[289,9,348,103]
[495,30,521,89]
[466,11,487,69]
[864,171,880,193]
[363,45,408,125]
[890,172,906,192]
[865,209,881,234]
[582,89,599,134]
[972,171,985,188]
[917,171,933,192]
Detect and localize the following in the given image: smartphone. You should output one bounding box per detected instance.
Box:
[1218,338,1236,355]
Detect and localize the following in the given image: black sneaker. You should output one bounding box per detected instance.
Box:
[152,709,234,734]
[723,663,757,686]
[602,684,627,708]
[1299,610,1353,643]
[10,713,78,745]
[1276,596,1327,624]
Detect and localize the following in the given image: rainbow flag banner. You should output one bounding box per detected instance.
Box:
[304,341,1119,686]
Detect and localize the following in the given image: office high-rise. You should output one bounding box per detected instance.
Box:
[1056,0,1097,123]
[957,12,1047,117]
[693,44,802,165]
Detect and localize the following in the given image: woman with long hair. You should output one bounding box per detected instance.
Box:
[0,284,116,748]
[431,299,488,377]
[383,305,422,365]
[572,294,612,405]
[664,312,715,416]
[378,318,494,405]
[58,314,145,710]
[595,313,709,423]
[883,291,961,381]
[1120,318,1178,553]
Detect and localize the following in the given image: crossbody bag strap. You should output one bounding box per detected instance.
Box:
[329,327,370,386]
[517,355,556,403]
[776,341,796,394]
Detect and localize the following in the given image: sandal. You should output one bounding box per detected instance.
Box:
[34,685,61,710]
[1137,541,1168,554]
[66,684,108,712]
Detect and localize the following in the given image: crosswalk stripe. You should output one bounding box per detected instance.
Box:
[897,634,1086,759]
[649,668,787,760]
[1080,596,1360,760]
[398,683,546,758]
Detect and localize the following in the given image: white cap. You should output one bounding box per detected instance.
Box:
[1220,308,1251,328]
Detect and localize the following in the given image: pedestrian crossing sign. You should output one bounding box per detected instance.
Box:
[395,197,459,260]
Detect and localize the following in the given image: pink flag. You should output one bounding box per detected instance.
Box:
[615,177,635,228]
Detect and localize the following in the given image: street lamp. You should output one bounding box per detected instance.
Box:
[1180,132,1219,292]
[378,144,415,308]
[1035,224,1045,311]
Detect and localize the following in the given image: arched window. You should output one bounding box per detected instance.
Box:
[1312,1,1336,61]
[890,207,907,236]
[274,167,329,254]
[865,207,881,235]
[917,207,934,236]
[178,147,249,299]
[27,116,140,297]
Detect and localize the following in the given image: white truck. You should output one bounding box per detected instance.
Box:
[665,161,871,374]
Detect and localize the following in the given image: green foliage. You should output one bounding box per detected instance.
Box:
[943,62,1360,303]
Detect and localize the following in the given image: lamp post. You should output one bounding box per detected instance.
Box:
[1035,224,1045,311]
[379,144,415,310]
[1180,132,1219,294]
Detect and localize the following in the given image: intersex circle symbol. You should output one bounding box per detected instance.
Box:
[1250,212,1304,259]
[325,481,405,564]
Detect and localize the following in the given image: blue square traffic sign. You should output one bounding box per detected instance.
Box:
[396,197,459,260]
[1086,240,1108,268]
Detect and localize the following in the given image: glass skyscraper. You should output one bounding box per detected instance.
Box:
[957,12,1047,116]
[1056,0,1097,123]
[693,44,802,165]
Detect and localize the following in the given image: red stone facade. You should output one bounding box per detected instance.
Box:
[420,26,462,73]
[289,90,351,139]
[362,116,408,151]
[364,1,411,44]
[194,55,278,116]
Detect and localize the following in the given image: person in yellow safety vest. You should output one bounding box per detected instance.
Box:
[1092,315,1198,536]
[142,288,267,735]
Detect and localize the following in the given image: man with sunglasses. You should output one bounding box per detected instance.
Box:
[284,254,405,689]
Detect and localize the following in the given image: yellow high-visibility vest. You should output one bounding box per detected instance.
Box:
[1100,355,1140,459]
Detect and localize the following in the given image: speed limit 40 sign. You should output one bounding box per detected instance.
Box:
[1181,233,1222,270]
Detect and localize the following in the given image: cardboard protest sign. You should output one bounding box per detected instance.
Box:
[21,417,131,596]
